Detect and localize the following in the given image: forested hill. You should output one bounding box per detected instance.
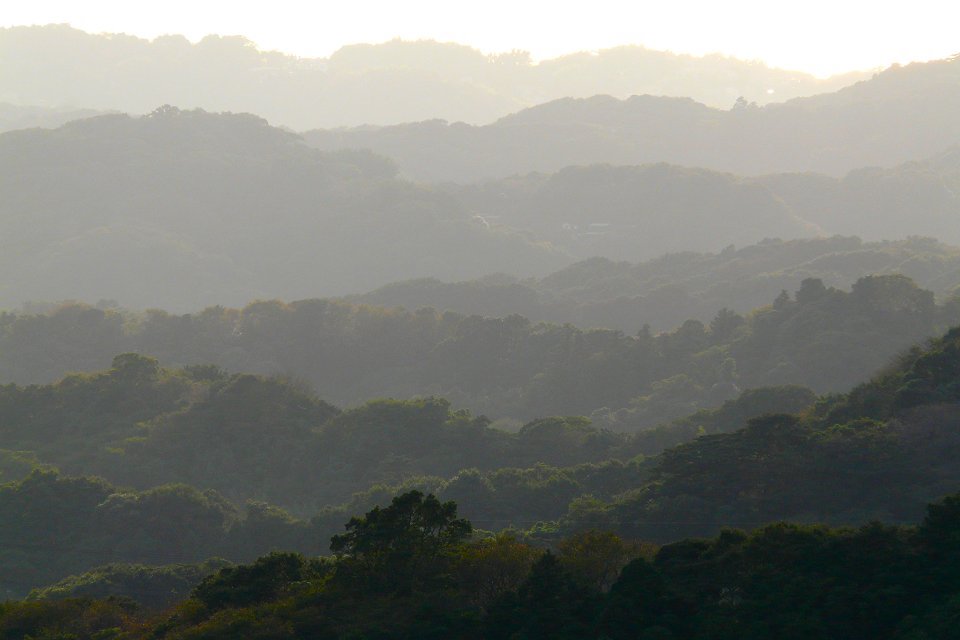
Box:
[443,163,820,259]
[356,236,960,332]
[0,25,861,129]
[3,323,960,632]
[304,54,960,181]
[441,153,960,257]
[0,106,567,310]
[1,323,958,594]
[10,491,960,638]
[258,321,960,537]
[5,109,960,312]
[2,275,957,429]
[0,354,814,524]
[569,324,960,542]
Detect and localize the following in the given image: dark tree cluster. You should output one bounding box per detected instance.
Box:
[8,490,960,639]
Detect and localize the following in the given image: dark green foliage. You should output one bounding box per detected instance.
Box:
[893,326,960,410]
[1,320,958,614]
[309,458,649,538]
[27,559,231,610]
[17,491,960,639]
[599,558,678,639]
[0,355,645,517]
[0,470,241,598]
[568,325,960,542]
[0,597,138,640]
[652,520,931,639]
[193,553,328,611]
[0,469,330,600]
[117,373,339,505]
[2,322,959,602]
[617,385,817,454]
[486,552,599,639]
[0,449,51,483]
[0,353,192,474]
[330,491,471,594]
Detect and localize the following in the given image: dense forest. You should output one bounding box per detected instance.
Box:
[7,489,960,637]
[3,19,960,639]
[356,235,960,331]
[2,315,959,606]
[2,274,956,424]
[0,25,863,129]
[0,352,813,515]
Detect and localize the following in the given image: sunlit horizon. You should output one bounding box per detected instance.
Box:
[3,0,959,78]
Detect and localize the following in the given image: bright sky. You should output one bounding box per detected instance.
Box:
[3,0,958,77]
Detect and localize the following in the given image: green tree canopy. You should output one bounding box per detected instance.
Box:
[330,490,472,594]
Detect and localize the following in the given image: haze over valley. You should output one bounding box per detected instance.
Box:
[2,8,960,637]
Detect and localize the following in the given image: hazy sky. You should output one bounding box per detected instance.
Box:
[3,0,958,77]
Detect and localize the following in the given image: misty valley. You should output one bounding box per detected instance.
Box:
[1,21,960,640]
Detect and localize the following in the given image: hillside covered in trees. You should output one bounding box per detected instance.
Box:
[8,480,960,638]
[2,318,960,601]
[2,275,956,426]
[0,352,813,517]
[567,324,960,540]
[441,153,960,255]
[356,236,960,332]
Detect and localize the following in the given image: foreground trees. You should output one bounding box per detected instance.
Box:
[330,491,471,593]
[8,490,960,639]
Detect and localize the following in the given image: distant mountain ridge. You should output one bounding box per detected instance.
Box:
[0,24,864,129]
[0,102,107,133]
[304,56,960,180]
[0,107,567,310]
[3,106,959,311]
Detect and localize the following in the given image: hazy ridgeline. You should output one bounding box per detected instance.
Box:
[305,55,960,180]
[1,104,959,312]
[0,24,865,130]
[0,107,568,310]
[0,102,107,133]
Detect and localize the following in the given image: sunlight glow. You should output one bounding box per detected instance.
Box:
[2,0,959,77]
